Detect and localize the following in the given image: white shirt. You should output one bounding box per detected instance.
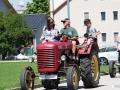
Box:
[41,25,58,40]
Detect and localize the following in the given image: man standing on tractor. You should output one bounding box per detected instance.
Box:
[60,18,79,60]
[79,19,101,49]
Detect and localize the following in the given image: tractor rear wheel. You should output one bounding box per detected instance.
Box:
[20,69,35,90]
[80,50,100,88]
[109,61,116,78]
[42,79,60,89]
[67,66,79,90]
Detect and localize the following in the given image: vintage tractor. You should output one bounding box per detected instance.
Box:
[20,35,100,90]
[109,60,120,78]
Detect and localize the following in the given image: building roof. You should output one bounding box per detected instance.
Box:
[54,0,71,13]
[3,0,16,12]
[24,14,46,30]
[54,0,67,13]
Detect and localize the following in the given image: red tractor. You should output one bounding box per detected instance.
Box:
[20,35,100,90]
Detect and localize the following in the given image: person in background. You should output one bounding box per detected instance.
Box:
[39,17,59,43]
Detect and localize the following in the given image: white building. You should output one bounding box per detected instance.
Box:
[50,0,120,47]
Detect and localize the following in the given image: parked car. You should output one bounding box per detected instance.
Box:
[99,46,118,65]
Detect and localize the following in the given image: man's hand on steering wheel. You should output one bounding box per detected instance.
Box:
[63,34,71,37]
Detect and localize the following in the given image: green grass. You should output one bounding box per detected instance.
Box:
[0,62,113,90]
[0,62,39,90]
[100,65,109,73]
[100,65,118,73]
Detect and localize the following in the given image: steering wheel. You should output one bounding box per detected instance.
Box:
[84,33,95,38]
[61,34,71,42]
[62,34,71,38]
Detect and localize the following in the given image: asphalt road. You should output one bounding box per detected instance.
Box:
[35,73,120,90]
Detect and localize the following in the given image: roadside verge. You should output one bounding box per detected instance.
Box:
[9,72,116,90]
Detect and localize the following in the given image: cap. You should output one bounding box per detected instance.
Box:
[84,19,91,26]
[61,18,70,22]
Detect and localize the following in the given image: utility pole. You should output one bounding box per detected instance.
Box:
[67,0,70,19]
[49,0,54,19]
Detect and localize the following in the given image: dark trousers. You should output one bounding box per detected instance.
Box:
[118,51,120,62]
[118,51,120,73]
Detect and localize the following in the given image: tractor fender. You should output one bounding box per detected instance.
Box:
[22,66,31,69]
[87,43,100,54]
[78,43,99,54]
[21,66,36,78]
[68,64,80,81]
[22,66,34,73]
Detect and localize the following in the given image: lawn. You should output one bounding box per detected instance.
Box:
[0,62,112,90]
[0,62,40,90]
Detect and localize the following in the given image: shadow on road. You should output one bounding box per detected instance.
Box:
[42,85,106,90]
[114,75,120,78]
[95,85,106,88]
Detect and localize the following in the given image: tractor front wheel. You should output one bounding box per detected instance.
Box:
[67,66,79,90]
[20,69,35,90]
[109,61,116,78]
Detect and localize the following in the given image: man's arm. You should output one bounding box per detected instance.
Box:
[70,36,78,40]
[58,29,63,37]
[94,31,101,37]
[70,28,79,40]
[93,27,101,37]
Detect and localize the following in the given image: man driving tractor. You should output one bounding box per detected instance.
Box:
[60,18,79,60]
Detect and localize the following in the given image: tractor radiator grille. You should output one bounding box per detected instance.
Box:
[37,49,55,69]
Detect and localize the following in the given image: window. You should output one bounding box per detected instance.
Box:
[114,32,118,42]
[113,11,118,20]
[84,12,89,19]
[100,48,106,52]
[106,47,117,52]
[101,33,106,42]
[101,12,106,21]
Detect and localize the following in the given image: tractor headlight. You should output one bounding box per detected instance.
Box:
[61,55,66,61]
[28,57,34,63]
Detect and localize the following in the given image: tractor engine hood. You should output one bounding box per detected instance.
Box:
[36,41,72,73]
[37,41,72,50]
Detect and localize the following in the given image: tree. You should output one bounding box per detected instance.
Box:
[24,0,50,16]
[0,10,32,57]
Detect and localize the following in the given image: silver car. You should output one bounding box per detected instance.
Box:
[99,46,118,65]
